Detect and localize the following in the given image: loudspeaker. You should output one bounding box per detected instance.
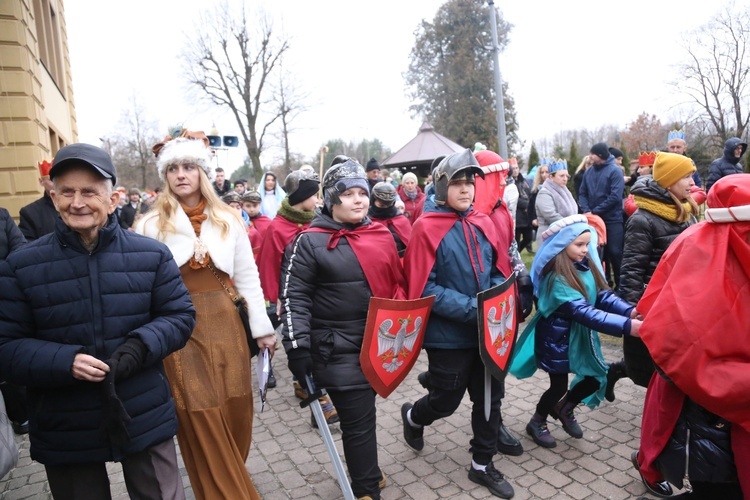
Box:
[207,135,222,148]
[223,136,239,147]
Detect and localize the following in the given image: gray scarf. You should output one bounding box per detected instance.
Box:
[541,178,578,218]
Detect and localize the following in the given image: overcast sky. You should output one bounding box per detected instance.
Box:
[65,0,739,173]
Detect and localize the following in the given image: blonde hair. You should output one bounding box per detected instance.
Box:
[668,191,699,223]
[532,165,548,192]
[153,166,243,238]
[575,156,592,174]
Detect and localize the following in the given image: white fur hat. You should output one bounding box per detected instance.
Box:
[156,138,214,181]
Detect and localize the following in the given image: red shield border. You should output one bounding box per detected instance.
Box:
[360,296,435,398]
[477,272,519,381]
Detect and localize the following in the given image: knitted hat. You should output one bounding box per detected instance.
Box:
[322,159,369,212]
[590,142,610,161]
[155,137,214,181]
[652,152,695,189]
[608,147,624,159]
[402,172,418,184]
[285,169,320,206]
[366,158,380,172]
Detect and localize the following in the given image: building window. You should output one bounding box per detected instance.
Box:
[32,0,64,92]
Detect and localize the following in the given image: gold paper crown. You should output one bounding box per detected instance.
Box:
[638,151,657,167]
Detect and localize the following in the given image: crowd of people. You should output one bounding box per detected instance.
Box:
[0,129,747,500]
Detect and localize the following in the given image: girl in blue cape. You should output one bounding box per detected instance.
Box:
[510,214,642,449]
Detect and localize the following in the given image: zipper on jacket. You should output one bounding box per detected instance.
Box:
[682,428,692,492]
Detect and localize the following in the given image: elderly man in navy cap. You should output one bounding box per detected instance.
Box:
[0,143,195,499]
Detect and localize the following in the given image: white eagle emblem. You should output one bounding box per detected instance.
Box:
[487,295,514,356]
[376,316,423,373]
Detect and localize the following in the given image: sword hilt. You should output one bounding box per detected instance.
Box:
[299,375,326,408]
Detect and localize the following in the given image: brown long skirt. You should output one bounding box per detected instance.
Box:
[165,264,259,500]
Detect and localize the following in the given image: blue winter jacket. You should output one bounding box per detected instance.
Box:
[421,204,504,349]
[0,215,195,465]
[578,155,625,224]
[706,137,747,192]
[535,263,633,374]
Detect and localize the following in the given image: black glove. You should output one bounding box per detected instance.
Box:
[517,272,534,320]
[101,360,132,446]
[109,338,147,382]
[286,349,313,385]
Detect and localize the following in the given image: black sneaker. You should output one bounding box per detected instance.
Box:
[468,462,515,499]
[401,403,424,451]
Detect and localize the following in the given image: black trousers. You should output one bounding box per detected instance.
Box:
[327,388,381,499]
[515,226,534,253]
[536,372,600,417]
[411,348,503,465]
[45,438,185,500]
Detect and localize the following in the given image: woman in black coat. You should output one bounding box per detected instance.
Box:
[607,153,698,398]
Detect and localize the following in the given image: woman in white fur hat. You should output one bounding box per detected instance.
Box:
[136,132,275,499]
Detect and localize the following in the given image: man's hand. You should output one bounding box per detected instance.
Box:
[287,350,313,383]
[72,353,110,382]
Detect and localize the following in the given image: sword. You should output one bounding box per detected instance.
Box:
[484,366,492,421]
[300,375,354,500]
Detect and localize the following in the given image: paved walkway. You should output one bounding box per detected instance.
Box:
[1,337,673,499]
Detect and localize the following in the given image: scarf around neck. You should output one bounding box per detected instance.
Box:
[180,198,212,269]
[633,195,691,223]
[541,178,578,218]
[278,197,315,224]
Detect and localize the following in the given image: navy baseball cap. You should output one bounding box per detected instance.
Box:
[49,143,117,185]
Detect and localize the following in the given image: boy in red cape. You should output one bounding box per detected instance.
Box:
[400,149,515,499]
[241,191,271,260]
[368,181,411,257]
[280,158,405,499]
[632,174,750,498]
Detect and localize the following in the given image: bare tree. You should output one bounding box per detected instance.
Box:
[677,3,750,144]
[272,63,309,175]
[101,95,161,190]
[184,2,289,176]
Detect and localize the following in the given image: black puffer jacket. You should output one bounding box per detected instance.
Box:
[280,211,375,392]
[619,176,696,305]
[18,193,58,241]
[619,176,695,387]
[706,137,747,192]
[656,398,738,486]
[0,208,25,259]
[0,215,195,465]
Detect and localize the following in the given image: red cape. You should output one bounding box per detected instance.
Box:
[637,219,750,432]
[404,210,510,300]
[258,216,310,303]
[488,202,514,265]
[370,214,412,248]
[249,214,272,238]
[305,223,406,300]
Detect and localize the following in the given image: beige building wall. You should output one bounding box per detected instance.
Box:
[0,0,77,218]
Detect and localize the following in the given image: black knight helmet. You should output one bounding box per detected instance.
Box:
[433,149,484,205]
